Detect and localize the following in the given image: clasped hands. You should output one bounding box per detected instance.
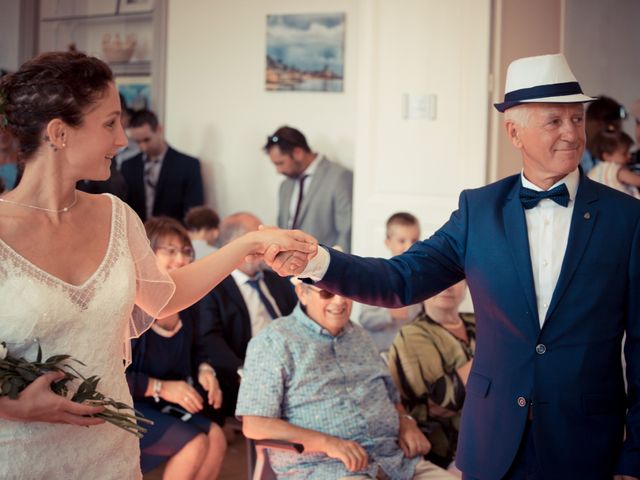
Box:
[249,225,319,276]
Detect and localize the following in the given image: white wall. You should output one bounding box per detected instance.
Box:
[165,0,491,224]
[564,0,640,138]
[165,0,359,225]
[350,0,490,313]
[352,0,490,255]
[166,0,491,312]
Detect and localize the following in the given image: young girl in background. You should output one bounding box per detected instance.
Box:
[587,130,640,198]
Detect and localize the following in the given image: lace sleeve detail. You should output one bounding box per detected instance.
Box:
[123,202,176,366]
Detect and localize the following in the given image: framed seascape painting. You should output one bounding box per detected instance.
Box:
[266,13,345,92]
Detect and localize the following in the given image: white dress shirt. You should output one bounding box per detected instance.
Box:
[231,270,282,336]
[521,168,579,326]
[302,168,581,328]
[287,154,321,228]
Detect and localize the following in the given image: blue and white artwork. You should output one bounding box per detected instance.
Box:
[266,13,345,92]
[117,77,151,111]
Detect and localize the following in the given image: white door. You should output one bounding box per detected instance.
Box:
[351,0,492,312]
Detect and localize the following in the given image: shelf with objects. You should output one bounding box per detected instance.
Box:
[37,0,167,119]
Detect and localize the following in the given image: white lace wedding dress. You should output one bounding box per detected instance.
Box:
[0,194,175,479]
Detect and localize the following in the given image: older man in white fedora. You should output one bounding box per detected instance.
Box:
[268,53,640,479]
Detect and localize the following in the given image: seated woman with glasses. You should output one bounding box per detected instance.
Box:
[126,217,226,479]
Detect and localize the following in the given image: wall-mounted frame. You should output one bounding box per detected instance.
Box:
[116,75,152,111]
[266,13,345,92]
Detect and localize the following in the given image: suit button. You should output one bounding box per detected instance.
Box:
[535,344,546,355]
[517,396,527,408]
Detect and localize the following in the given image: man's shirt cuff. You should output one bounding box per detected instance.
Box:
[299,246,331,281]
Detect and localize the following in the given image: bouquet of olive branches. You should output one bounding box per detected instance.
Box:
[0,341,153,438]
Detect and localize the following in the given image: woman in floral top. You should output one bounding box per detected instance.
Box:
[388,281,475,472]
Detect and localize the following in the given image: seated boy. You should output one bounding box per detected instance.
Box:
[236,276,456,479]
[358,212,423,352]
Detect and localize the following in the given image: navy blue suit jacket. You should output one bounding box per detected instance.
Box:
[121,146,204,222]
[316,172,640,479]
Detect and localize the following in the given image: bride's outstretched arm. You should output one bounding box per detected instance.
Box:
[155,228,317,318]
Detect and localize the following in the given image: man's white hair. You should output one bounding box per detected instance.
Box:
[504,104,532,127]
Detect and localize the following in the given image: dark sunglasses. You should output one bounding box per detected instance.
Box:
[307,285,336,299]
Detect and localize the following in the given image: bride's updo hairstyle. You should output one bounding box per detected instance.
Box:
[0,51,113,162]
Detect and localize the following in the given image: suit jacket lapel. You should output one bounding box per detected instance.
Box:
[263,271,295,312]
[226,276,252,332]
[503,180,539,332]
[544,174,599,324]
[295,156,328,226]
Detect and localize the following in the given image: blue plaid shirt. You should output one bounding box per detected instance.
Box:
[236,304,420,479]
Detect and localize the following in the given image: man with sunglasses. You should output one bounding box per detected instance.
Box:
[264,125,353,252]
[237,276,456,479]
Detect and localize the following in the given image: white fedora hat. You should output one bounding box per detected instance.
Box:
[494,53,596,112]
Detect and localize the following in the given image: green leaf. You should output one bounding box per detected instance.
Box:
[1,382,11,395]
[44,354,72,365]
[15,367,38,382]
[8,383,19,400]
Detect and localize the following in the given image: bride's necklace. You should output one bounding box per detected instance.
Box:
[0,191,78,213]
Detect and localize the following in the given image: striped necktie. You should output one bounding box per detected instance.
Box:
[246,276,279,319]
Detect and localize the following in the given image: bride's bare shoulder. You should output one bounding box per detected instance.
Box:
[77,191,117,216]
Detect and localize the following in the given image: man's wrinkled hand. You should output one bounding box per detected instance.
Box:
[265,248,313,276]
[398,417,431,458]
[322,435,369,472]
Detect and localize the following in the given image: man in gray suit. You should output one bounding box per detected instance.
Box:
[264,126,353,252]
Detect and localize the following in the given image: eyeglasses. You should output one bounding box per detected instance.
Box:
[156,245,195,261]
[306,285,336,299]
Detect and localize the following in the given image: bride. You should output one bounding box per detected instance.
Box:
[0,51,316,479]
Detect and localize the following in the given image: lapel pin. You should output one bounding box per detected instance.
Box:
[584,212,591,220]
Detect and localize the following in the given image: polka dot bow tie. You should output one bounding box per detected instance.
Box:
[519,183,570,209]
